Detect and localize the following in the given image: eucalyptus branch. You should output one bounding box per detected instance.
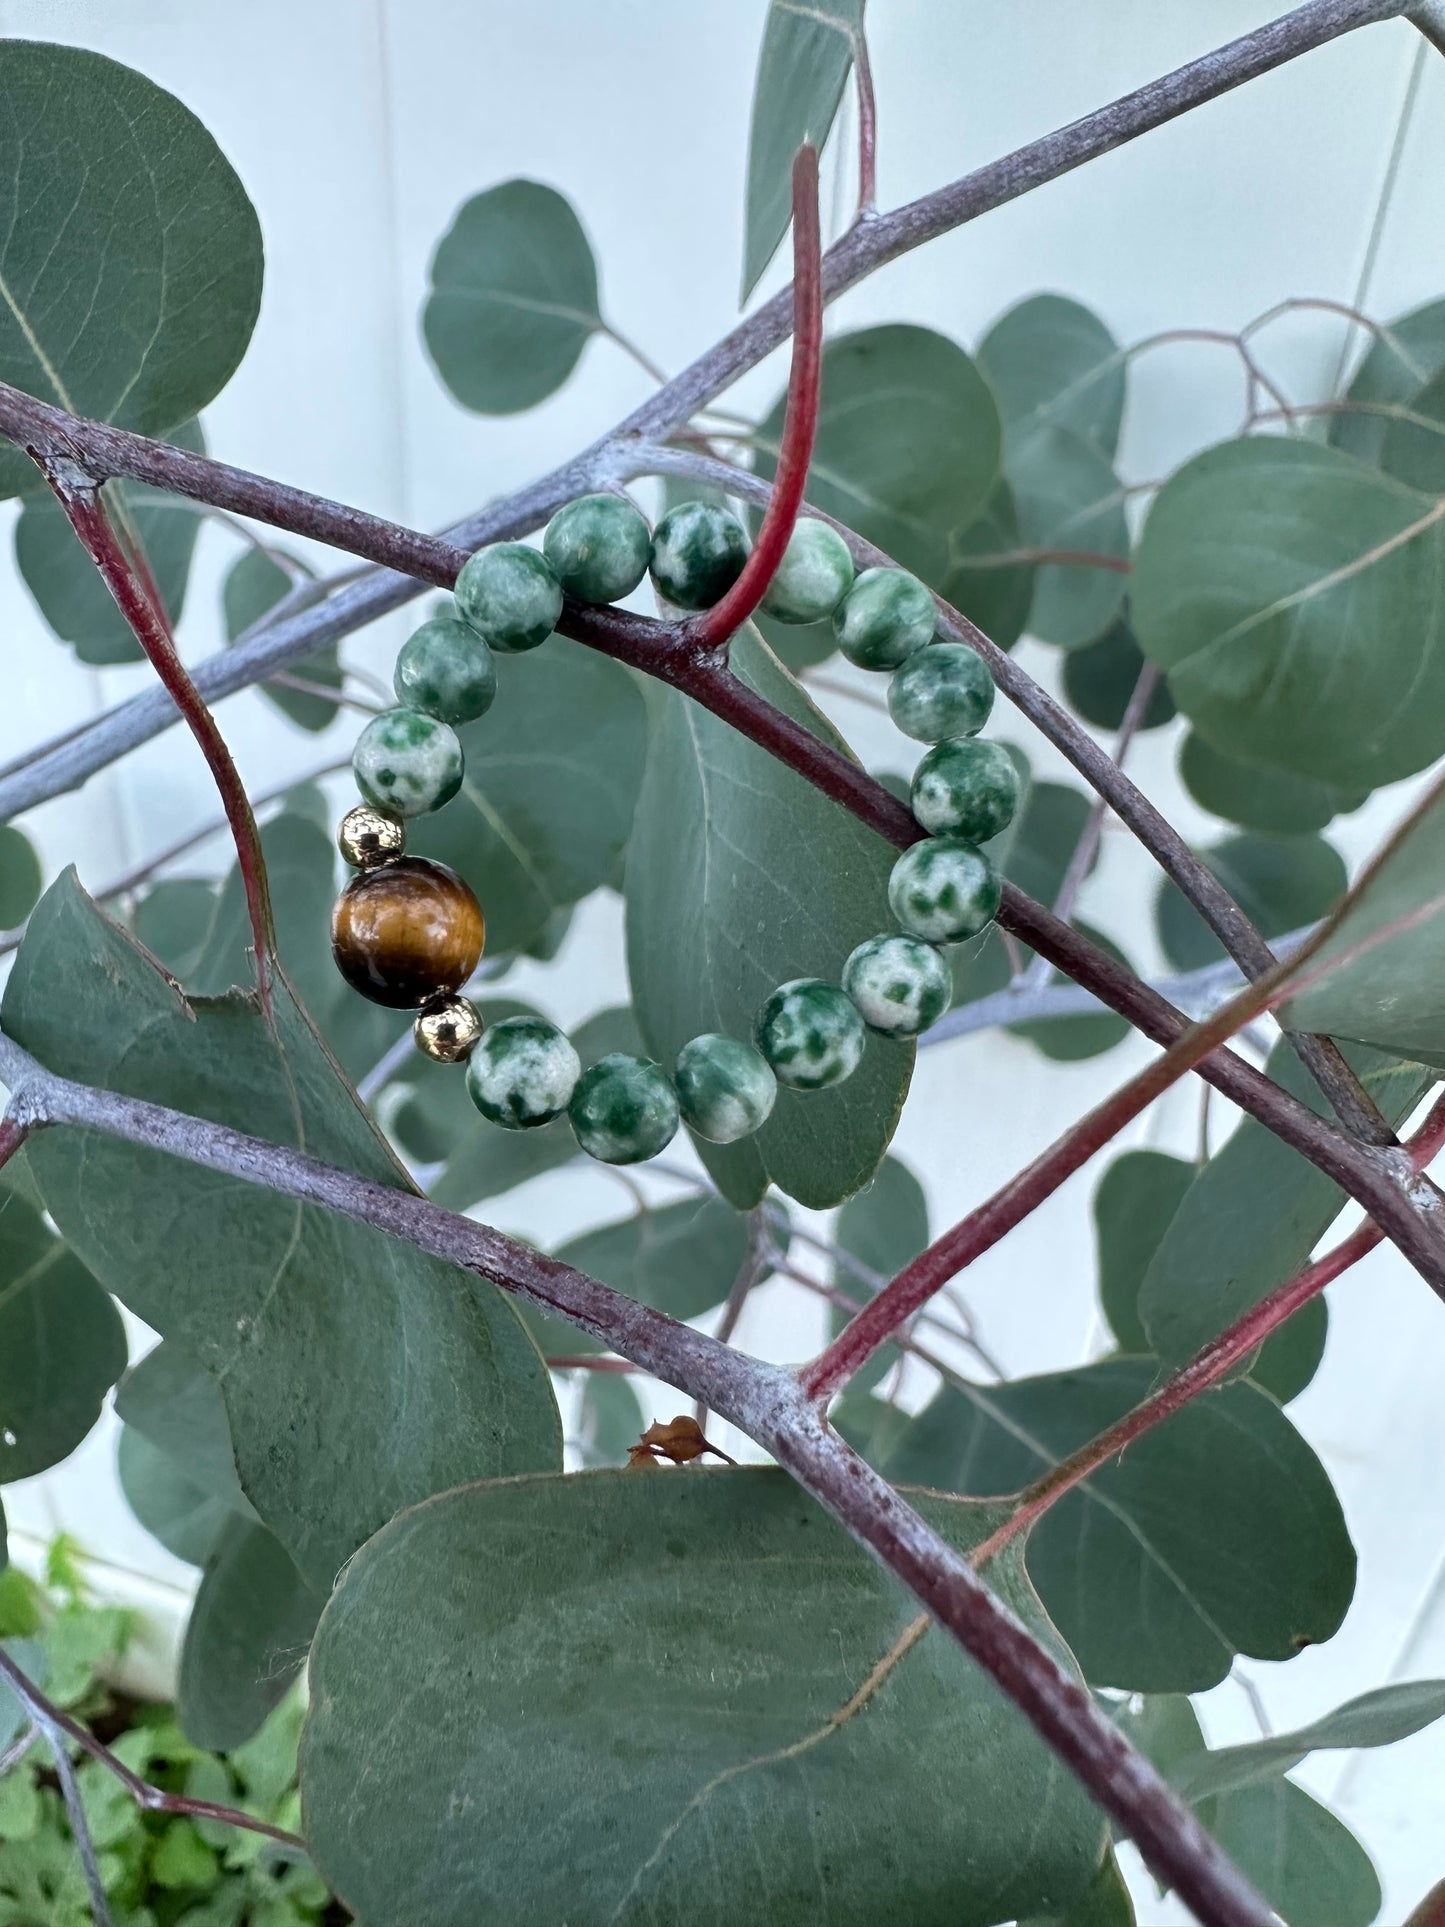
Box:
[48,1726,118,1927]
[0,1026,1275,1927]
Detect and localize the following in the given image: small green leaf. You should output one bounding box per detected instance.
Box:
[0,827,42,931]
[742,0,863,301]
[1010,920,1132,1062]
[576,1373,646,1468]
[118,1427,241,1568]
[1202,1780,1380,1927]
[1019,1850,1135,1927]
[0,1191,126,1482]
[625,631,913,1209]
[116,1341,256,1565]
[133,878,223,983]
[1139,1039,1429,1370]
[1282,783,1445,1063]
[855,1358,1356,1692]
[15,421,205,664]
[223,548,341,733]
[1179,731,1366,834]
[1155,832,1346,972]
[1331,297,1445,466]
[939,479,1037,652]
[1132,438,1445,788]
[755,325,1002,587]
[424,181,603,414]
[301,1469,1106,1927]
[179,1516,327,1751]
[829,1154,929,1391]
[1379,363,1445,493]
[4,873,561,1587]
[1171,1678,1445,1802]
[1061,617,1175,732]
[0,43,262,499]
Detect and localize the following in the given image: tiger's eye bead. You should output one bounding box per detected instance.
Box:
[673,1033,777,1143]
[467,1016,580,1130]
[888,837,1000,944]
[911,738,1021,842]
[842,934,951,1038]
[569,1053,679,1164]
[337,804,405,871]
[754,979,865,1091]
[454,543,563,654]
[394,614,497,723]
[414,993,483,1063]
[353,707,464,819]
[760,520,855,625]
[331,857,485,1009]
[649,501,749,610]
[833,567,935,670]
[888,642,995,743]
[543,493,651,605]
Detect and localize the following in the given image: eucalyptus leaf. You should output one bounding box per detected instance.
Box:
[301,1468,1106,1927]
[1203,1780,1380,1927]
[15,421,204,664]
[830,1154,930,1391]
[115,1342,253,1517]
[1331,296,1445,465]
[756,325,1002,588]
[1061,618,1175,733]
[133,878,224,984]
[223,548,341,733]
[4,873,561,1586]
[1019,1851,1135,1927]
[1132,438,1445,788]
[0,1190,126,1483]
[1009,920,1131,1062]
[939,478,1037,652]
[852,1358,1355,1691]
[1180,732,1366,835]
[625,629,913,1209]
[742,0,863,302]
[424,180,603,414]
[0,827,42,931]
[1155,832,1346,972]
[576,1372,646,1468]
[1139,1039,1429,1370]
[1379,363,1445,493]
[118,1426,241,1568]
[0,42,262,499]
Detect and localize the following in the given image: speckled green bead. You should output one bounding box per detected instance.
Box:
[649,502,749,610]
[842,934,952,1038]
[888,837,1001,944]
[466,1016,581,1130]
[912,738,1021,842]
[569,1052,680,1164]
[674,1033,777,1143]
[393,614,497,724]
[888,642,995,743]
[833,567,935,670]
[543,493,652,605]
[754,979,866,1091]
[353,707,464,819]
[453,542,562,653]
[760,520,854,624]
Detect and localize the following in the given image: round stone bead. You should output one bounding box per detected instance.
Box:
[569,1052,680,1164]
[760,520,855,625]
[331,857,485,1009]
[754,979,866,1091]
[543,494,651,605]
[353,707,464,819]
[337,804,405,871]
[413,993,482,1064]
[888,642,995,743]
[888,837,1001,945]
[453,543,562,653]
[833,567,935,670]
[649,502,749,611]
[394,614,497,724]
[467,1016,581,1130]
[842,934,952,1038]
[673,1033,777,1144]
[911,738,1021,842]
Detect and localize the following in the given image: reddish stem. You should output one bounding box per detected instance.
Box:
[0,1114,29,1171]
[43,475,275,1019]
[688,145,822,649]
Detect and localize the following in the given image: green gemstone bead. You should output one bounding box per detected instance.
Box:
[466,1016,580,1130]
[842,934,951,1038]
[649,502,749,611]
[754,979,865,1091]
[833,567,935,670]
[453,542,562,653]
[760,520,855,625]
[569,1052,680,1164]
[353,707,464,819]
[543,493,651,605]
[888,837,1001,944]
[911,738,1021,842]
[674,1033,777,1143]
[888,642,995,743]
[393,614,497,724]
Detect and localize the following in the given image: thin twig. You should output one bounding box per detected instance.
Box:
[48,1729,118,1927]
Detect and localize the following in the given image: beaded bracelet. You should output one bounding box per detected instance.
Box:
[329,496,1017,1167]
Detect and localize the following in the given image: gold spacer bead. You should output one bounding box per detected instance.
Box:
[413,993,483,1064]
[338,804,405,871]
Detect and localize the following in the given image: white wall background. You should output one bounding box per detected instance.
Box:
[1,2,1443,1919]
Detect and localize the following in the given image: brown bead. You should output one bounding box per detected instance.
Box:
[414,994,482,1064]
[331,857,485,1009]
